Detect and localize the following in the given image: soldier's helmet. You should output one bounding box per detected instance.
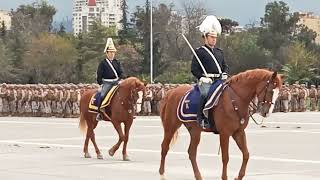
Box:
[1,83,7,88]
[198,15,222,37]
[104,38,117,53]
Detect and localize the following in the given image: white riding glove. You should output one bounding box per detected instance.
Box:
[200,77,213,84]
[221,73,228,80]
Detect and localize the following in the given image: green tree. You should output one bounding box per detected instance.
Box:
[0,21,6,39]
[116,44,143,77]
[76,20,117,82]
[258,1,300,69]
[294,24,317,47]
[7,1,56,67]
[23,33,78,83]
[118,0,130,44]
[281,42,318,84]
[219,18,239,34]
[219,32,272,74]
[131,1,151,75]
[57,23,66,37]
[0,40,15,83]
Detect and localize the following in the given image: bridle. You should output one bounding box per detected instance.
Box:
[248,78,276,125]
[228,75,277,125]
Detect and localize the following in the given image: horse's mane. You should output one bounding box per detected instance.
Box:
[120,77,139,88]
[228,69,282,88]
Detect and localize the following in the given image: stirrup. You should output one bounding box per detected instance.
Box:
[96,113,103,121]
[199,118,211,129]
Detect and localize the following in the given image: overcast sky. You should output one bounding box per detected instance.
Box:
[0,0,319,25]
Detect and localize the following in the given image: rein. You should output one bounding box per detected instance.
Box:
[226,78,273,126]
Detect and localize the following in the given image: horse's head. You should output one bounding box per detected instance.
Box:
[255,71,282,117]
[120,77,146,114]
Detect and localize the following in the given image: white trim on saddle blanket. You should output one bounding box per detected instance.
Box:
[203,83,227,118]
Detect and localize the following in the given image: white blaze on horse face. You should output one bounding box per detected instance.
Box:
[136,91,143,113]
[267,87,280,116]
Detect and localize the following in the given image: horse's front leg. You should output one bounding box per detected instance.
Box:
[220,134,230,180]
[109,121,125,157]
[186,124,202,180]
[232,130,249,180]
[122,118,133,161]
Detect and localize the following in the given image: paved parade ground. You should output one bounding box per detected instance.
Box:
[0,112,320,180]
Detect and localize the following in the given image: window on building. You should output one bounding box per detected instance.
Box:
[89,8,94,12]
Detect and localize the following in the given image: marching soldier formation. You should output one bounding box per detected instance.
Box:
[274,83,319,113]
[0,83,98,117]
[0,82,319,117]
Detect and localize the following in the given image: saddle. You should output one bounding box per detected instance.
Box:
[88,85,119,113]
[177,79,227,133]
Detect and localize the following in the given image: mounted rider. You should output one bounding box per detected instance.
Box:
[96,38,124,121]
[191,15,229,129]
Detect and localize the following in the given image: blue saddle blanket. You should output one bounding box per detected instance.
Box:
[177,80,226,122]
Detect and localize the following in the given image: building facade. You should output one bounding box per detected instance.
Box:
[0,10,11,30]
[72,0,122,35]
[299,12,320,44]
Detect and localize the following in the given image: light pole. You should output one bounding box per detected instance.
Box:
[150,0,153,83]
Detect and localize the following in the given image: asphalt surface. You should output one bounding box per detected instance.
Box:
[0,112,320,180]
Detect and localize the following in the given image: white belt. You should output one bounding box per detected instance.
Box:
[204,73,221,78]
[102,78,118,82]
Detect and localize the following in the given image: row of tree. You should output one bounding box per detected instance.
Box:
[0,0,319,85]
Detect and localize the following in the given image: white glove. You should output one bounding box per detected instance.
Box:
[200,77,213,84]
[221,73,228,80]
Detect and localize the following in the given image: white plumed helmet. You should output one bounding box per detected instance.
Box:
[198,15,222,37]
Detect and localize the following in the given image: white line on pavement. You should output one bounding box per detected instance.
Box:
[0,140,320,165]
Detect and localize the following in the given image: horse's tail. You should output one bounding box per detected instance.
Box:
[79,112,87,135]
[160,90,179,146]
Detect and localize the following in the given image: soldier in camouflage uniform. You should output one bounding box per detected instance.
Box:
[317,87,320,111]
[290,84,299,112]
[298,84,308,112]
[309,85,317,111]
[0,83,7,116]
[281,86,291,113]
[24,85,33,116]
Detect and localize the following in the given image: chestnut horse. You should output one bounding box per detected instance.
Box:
[159,69,282,180]
[79,77,145,161]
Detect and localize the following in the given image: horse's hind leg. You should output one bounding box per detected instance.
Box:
[109,121,125,157]
[232,130,249,180]
[90,122,103,159]
[159,121,181,180]
[186,124,202,180]
[122,119,133,161]
[83,129,91,158]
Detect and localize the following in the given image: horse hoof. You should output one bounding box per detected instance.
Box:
[108,149,115,157]
[84,152,91,158]
[123,155,130,161]
[160,175,166,180]
[97,154,103,159]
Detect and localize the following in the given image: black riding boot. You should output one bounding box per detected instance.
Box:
[197,95,210,129]
[96,100,103,121]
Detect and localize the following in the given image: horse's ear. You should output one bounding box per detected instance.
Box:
[141,80,148,87]
[272,71,277,79]
[278,73,285,81]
